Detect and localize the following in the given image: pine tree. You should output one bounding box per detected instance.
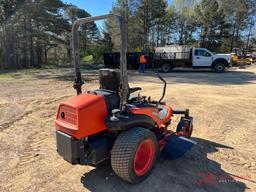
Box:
[0,0,100,68]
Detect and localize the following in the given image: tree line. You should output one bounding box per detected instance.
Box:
[0,0,255,69]
[107,0,256,53]
[0,0,101,69]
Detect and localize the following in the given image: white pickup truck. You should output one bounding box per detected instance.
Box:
[154,47,232,73]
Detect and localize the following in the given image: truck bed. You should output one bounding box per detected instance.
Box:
[153,52,192,68]
[103,51,192,69]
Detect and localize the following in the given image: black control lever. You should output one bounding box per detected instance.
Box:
[156,73,167,105]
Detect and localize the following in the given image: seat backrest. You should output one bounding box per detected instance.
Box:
[99,68,120,92]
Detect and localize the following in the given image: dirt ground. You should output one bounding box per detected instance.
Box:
[0,65,256,192]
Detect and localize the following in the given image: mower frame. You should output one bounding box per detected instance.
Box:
[55,13,194,183]
[72,14,129,110]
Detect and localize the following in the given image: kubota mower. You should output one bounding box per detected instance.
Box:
[55,14,194,183]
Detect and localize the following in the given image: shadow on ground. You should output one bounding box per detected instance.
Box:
[80,138,247,192]
[34,69,99,82]
[131,68,256,85]
[33,67,256,86]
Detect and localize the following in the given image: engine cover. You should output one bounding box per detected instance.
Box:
[55,93,108,139]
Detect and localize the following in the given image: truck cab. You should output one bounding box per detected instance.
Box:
[192,48,231,72]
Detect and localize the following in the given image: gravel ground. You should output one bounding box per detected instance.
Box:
[0,65,256,192]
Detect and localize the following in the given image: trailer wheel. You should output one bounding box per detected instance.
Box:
[161,63,173,73]
[214,63,225,73]
[111,127,158,183]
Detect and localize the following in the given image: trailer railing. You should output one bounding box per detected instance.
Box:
[103,51,192,70]
[153,52,191,60]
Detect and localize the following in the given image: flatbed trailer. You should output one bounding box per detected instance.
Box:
[104,47,231,73]
[103,52,190,70]
[152,51,192,72]
[103,52,154,69]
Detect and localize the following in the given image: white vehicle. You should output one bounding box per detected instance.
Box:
[154,47,232,73]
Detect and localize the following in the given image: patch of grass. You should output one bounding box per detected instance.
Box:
[43,61,75,69]
[0,68,41,78]
[0,73,14,78]
[0,62,96,79]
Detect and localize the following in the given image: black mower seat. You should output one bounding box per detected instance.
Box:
[98,68,142,98]
[93,89,120,114]
[99,68,120,92]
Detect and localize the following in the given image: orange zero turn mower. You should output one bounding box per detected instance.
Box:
[55,14,193,183]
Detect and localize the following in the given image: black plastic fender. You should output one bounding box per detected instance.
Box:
[105,114,155,131]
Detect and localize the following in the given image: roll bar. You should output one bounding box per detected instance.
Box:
[72,14,129,110]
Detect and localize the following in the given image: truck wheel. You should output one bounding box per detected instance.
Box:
[161,63,173,72]
[214,63,225,73]
[111,127,158,183]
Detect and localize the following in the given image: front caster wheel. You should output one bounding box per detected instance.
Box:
[176,117,193,138]
[111,127,158,183]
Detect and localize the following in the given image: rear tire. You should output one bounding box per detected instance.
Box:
[161,63,173,73]
[111,127,158,183]
[214,63,225,73]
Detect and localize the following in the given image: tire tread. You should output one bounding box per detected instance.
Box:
[111,128,157,183]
